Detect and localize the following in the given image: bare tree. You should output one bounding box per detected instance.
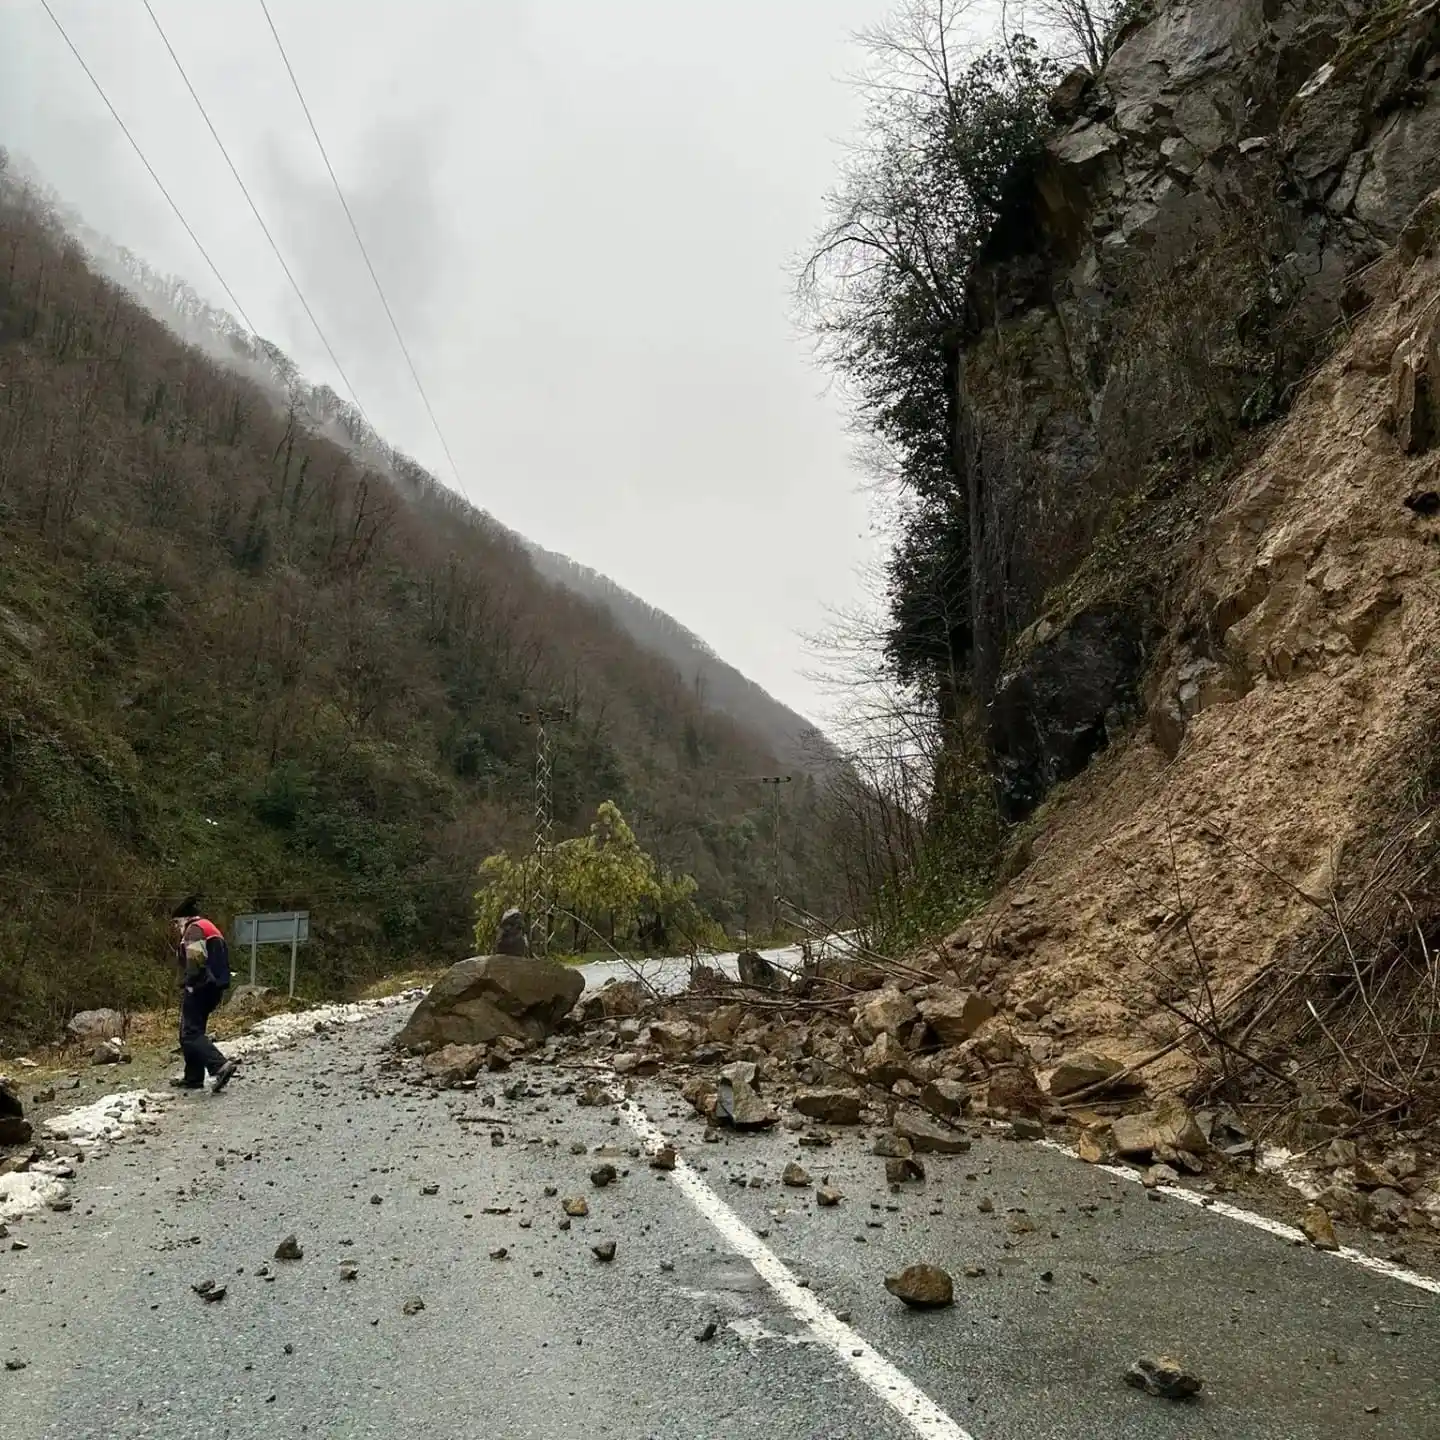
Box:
[1003,0,1138,72]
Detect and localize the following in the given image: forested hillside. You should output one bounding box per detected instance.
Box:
[527,544,837,773]
[0,162,849,1045]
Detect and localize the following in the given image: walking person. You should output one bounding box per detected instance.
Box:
[169,898,239,1092]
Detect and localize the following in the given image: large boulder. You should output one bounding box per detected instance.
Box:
[853,989,919,1044]
[917,988,995,1046]
[0,1079,30,1148]
[67,1008,125,1041]
[394,954,584,1051]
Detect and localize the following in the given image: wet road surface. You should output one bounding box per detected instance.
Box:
[3,1006,1439,1440]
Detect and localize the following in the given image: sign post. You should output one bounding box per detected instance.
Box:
[233,911,310,998]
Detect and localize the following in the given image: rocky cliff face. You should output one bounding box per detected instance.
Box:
[946,1,1440,1113]
[967,0,1440,812]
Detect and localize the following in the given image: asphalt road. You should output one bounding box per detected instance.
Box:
[3,1008,1439,1440]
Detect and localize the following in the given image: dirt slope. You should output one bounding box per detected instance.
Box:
[950,205,1440,1091]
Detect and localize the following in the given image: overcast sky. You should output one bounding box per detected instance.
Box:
[0,0,967,722]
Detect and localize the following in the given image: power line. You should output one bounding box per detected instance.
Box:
[37,0,258,335]
[139,0,373,428]
[256,0,469,496]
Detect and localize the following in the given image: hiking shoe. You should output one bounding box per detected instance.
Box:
[211,1060,239,1092]
[169,1077,204,1090]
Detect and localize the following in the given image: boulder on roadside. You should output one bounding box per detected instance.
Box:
[884,1264,954,1309]
[394,954,583,1050]
[1046,1051,1143,1100]
[1124,1356,1202,1400]
[67,1008,125,1041]
[706,1004,749,1044]
[681,1075,718,1120]
[1302,1204,1340,1251]
[920,1079,968,1119]
[864,1032,914,1088]
[0,1081,30,1148]
[853,989,918,1045]
[895,1113,971,1155]
[737,950,782,989]
[715,1062,776,1130]
[1111,1098,1208,1160]
[917,988,995,1046]
[91,1039,128,1066]
[645,1020,697,1057]
[422,1043,487,1087]
[974,1065,1046,1119]
[793,1088,863,1125]
[577,979,647,1022]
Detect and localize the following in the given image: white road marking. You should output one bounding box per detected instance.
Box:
[1039,1139,1440,1297]
[616,1098,977,1440]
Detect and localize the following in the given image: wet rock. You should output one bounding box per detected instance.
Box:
[738,950,782,988]
[864,1032,914,1088]
[793,1089,863,1125]
[577,979,647,1022]
[1008,1118,1044,1141]
[695,1320,718,1342]
[402,1297,425,1316]
[562,1196,590,1217]
[394,954,584,1050]
[854,989,918,1044]
[782,1162,812,1188]
[1303,1205,1341,1251]
[592,1240,617,1262]
[884,1264,954,1308]
[895,1114,971,1155]
[274,1235,303,1261]
[191,1279,226,1303]
[67,1009,125,1041]
[886,1156,926,1184]
[873,1133,914,1159]
[422,1043,487,1087]
[649,1145,677,1172]
[1124,1356,1202,1400]
[917,989,995,1046]
[590,1164,618,1188]
[715,1064,777,1130]
[1111,1099,1207,1159]
[919,1079,968,1119]
[1046,1051,1141,1099]
[816,1185,844,1208]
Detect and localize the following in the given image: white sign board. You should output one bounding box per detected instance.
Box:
[233,911,309,946]
[232,911,309,996]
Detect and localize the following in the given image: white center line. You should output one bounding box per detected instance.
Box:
[1038,1138,1440,1296]
[615,1097,976,1440]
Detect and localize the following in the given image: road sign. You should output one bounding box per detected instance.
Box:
[232,911,309,997]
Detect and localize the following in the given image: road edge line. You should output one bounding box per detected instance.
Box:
[615,1096,977,1440]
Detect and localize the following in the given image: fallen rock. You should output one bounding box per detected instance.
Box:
[1111,1099,1207,1160]
[394,954,584,1050]
[1302,1205,1340,1251]
[562,1196,589,1217]
[975,1066,1046,1119]
[646,1020,697,1057]
[864,1032,914,1088]
[91,1039,127,1066]
[649,1146,677,1172]
[274,1234,304,1261]
[339,1262,359,1281]
[854,989,918,1044]
[782,1162,812,1188]
[884,1264,954,1308]
[422,1043,487,1087]
[590,1164,618,1188]
[1046,1051,1142,1099]
[489,1247,509,1260]
[917,988,995,1046]
[592,1240,617,1262]
[886,1156,926,1184]
[67,1009,125,1041]
[402,1297,425,1316]
[816,1185,843,1207]
[1124,1356,1202,1400]
[895,1114,971,1155]
[1008,1118,1044,1141]
[1076,1129,1108,1165]
[191,1279,226,1303]
[792,1089,863,1125]
[577,979,647,1022]
[715,1063,777,1130]
[737,950,782,988]
[873,1133,914,1159]
[919,1079,968,1119]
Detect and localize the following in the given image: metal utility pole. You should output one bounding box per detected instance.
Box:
[518,706,570,955]
[758,775,792,930]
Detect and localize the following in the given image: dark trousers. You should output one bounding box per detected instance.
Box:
[180,985,228,1083]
